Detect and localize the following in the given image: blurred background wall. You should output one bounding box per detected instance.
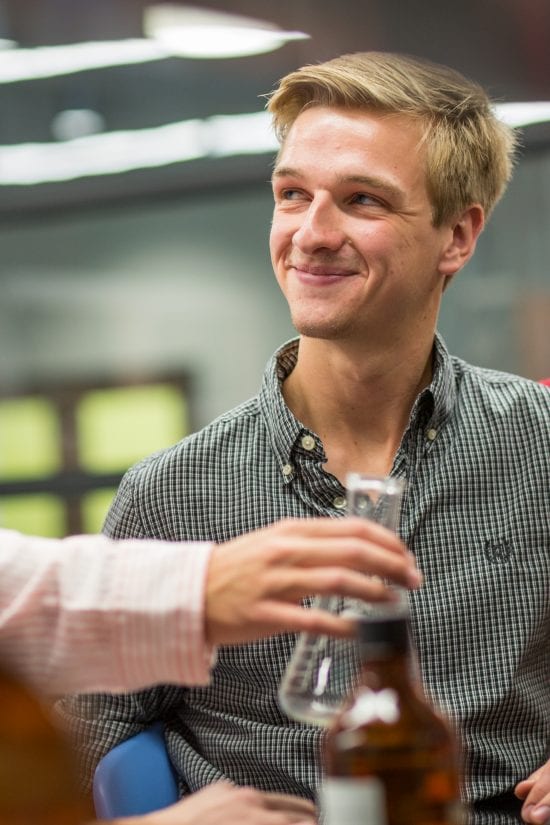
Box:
[0,0,548,536]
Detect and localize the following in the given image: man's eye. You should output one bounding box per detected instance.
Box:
[281,189,302,200]
[352,193,381,206]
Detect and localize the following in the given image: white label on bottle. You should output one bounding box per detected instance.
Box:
[319,777,387,825]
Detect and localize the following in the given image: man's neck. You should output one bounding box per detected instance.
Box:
[282,334,435,482]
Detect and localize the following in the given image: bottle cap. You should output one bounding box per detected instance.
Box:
[356,615,410,654]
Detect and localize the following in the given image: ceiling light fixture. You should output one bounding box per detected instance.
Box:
[0,6,308,83]
[495,101,550,128]
[0,39,170,84]
[0,111,278,185]
[50,108,106,141]
[0,103,547,187]
[143,4,309,59]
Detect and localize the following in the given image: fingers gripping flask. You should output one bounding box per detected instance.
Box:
[320,616,461,825]
[278,474,407,726]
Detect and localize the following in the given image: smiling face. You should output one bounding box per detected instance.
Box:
[270,106,464,347]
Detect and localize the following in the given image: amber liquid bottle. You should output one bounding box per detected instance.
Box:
[0,665,94,825]
[321,616,461,825]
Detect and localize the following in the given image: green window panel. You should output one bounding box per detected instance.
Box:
[0,494,65,538]
[0,377,190,537]
[76,384,188,473]
[81,488,118,534]
[0,397,61,480]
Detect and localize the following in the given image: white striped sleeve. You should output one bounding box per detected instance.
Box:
[0,529,215,696]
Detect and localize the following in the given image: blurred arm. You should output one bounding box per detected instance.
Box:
[0,528,214,695]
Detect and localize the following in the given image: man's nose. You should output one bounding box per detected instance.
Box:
[292,198,347,253]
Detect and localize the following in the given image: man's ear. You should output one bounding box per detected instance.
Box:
[439,205,485,282]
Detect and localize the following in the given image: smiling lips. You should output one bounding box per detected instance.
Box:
[287,261,358,280]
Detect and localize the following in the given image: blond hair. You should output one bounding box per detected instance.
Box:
[267,51,518,226]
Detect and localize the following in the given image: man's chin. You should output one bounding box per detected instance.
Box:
[293,321,336,337]
[292,321,352,341]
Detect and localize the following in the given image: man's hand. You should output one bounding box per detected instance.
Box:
[117,781,316,824]
[205,517,421,645]
[515,759,550,823]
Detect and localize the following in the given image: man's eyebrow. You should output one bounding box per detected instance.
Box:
[271,167,403,201]
[338,174,403,201]
[271,165,302,181]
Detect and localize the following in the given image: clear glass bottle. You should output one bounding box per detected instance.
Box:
[278,474,407,726]
[320,615,460,825]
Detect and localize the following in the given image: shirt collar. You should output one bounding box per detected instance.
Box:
[258,332,457,472]
[422,332,457,431]
[258,338,304,476]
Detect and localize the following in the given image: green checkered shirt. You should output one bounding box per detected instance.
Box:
[58,334,550,814]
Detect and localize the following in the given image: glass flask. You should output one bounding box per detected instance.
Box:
[278,473,407,726]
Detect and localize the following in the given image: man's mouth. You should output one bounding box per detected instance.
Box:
[287,261,356,278]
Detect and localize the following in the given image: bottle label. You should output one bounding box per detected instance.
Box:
[319,777,387,825]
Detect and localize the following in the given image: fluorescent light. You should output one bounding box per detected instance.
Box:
[0,111,278,185]
[0,39,170,83]
[0,6,309,83]
[144,4,309,59]
[495,101,550,128]
[147,24,307,59]
[2,101,548,187]
[50,109,106,141]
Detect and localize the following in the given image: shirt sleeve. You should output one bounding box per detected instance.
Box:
[0,528,216,696]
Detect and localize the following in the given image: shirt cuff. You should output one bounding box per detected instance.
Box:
[107,539,216,691]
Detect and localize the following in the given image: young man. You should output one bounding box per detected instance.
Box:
[58,52,550,824]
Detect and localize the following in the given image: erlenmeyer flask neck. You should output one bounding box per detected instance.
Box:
[346,473,405,534]
[278,474,409,727]
[355,615,412,690]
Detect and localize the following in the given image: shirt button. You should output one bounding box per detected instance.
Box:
[426,428,437,441]
[282,463,294,477]
[301,434,316,451]
[333,496,347,510]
